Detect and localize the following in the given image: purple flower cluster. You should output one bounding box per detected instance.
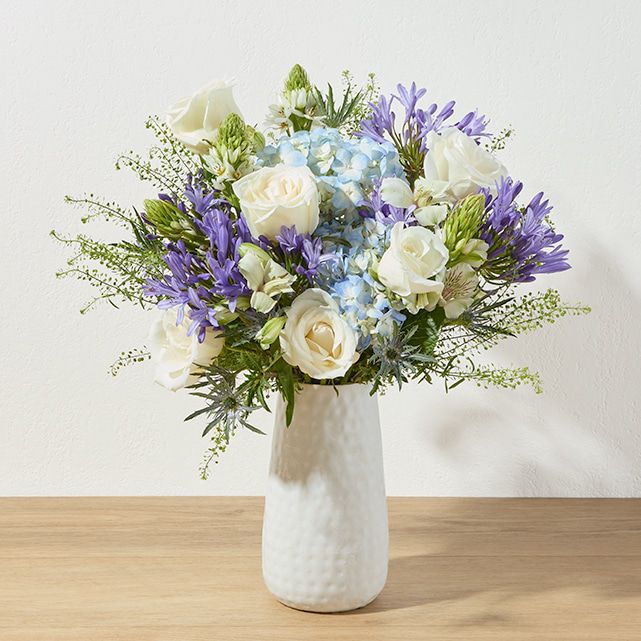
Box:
[481,178,570,283]
[145,176,252,340]
[274,225,334,282]
[359,82,489,152]
[358,182,416,226]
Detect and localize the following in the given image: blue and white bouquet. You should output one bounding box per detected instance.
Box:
[54,66,589,475]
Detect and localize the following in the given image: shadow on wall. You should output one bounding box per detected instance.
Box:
[421,241,641,496]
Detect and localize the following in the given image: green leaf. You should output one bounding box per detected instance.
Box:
[272,358,296,426]
[405,307,446,355]
[183,406,213,423]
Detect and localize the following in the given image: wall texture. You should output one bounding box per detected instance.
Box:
[2,0,640,496]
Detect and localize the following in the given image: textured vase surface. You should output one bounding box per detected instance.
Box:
[262,383,388,613]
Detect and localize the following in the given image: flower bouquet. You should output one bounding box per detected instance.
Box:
[54,65,589,612]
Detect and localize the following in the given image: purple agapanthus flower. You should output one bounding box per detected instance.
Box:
[144,176,252,340]
[145,240,203,308]
[481,177,571,283]
[274,225,335,282]
[296,237,335,282]
[358,181,417,226]
[359,83,490,152]
[275,225,305,254]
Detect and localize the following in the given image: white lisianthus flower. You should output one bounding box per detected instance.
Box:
[232,164,320,240]
[439,263,479,320]
[255,316,287,350]
[415,204,448,227]
[280,289,359,380]
[166,79,242,155]
[148,307,224,391]
[238,243,296,313]
[377,222,449,313]
[457,238,489,268]
[379,177,449,227]
[379,177,415,208]
[423,127,507,203]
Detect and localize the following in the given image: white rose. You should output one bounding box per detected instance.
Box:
[167,79,242,155]
[232,164,319,240]
[148,307,224,391]
[377,222,449,312]
[280,289,359,380]
[423,127,507,203]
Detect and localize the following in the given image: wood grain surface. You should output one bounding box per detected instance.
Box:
[1,497,640,640]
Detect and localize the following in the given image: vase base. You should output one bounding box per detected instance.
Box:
[272,589,383,614]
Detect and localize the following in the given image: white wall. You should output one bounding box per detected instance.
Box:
[2,0,640,496]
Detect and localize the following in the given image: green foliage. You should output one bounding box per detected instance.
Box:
[470,365,543,393]
[485,126,515,153]
[405,307,446,355]
[436,287,591,361]
[115,115,198,193]
[185,312,309,477]
[341,70,379,130]
[64,194,134,230]
[312,70,379,134]
[50,222,163,313]
[313,83,363,130]
[109,348,150,376]
[386,124,424,189]
[53,116,193,315]
[437,360,543,394]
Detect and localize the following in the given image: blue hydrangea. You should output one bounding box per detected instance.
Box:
[316,217,405,346]
[259,128,404,217]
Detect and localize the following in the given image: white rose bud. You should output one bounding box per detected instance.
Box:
[232,164,319,240]
[166,79,242,155]
[377,222,449,312]
[423,127,507,203]
[280,289,359,380]
[148,307,224,391]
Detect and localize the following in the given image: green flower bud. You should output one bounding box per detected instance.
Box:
[238,242,273,262]
[284,64,311,91]
[247,125,265,152]
[143,198,179,226]
[443,194,486,266]
[143,199,201,249]
[213,305,239,325]
[217,113,247,151]
[255,316,287,350]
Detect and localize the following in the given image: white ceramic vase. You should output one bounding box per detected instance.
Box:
[262,383,388,613]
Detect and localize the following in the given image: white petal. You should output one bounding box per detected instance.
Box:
[379,177,415,208]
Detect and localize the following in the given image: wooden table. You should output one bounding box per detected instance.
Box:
[1,498,640,640]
